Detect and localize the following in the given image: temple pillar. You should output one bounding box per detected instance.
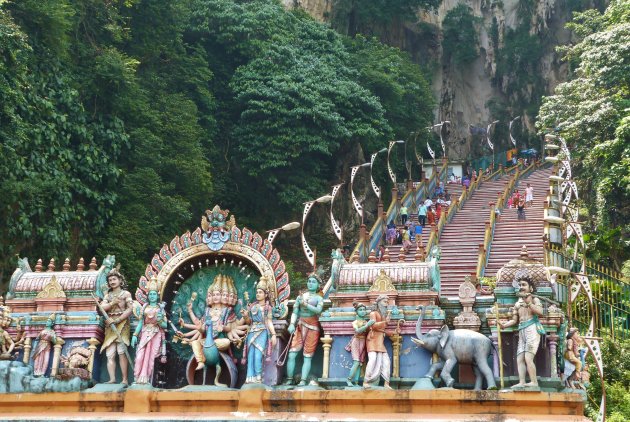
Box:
[548,335,559,378]
[391,331,403,378]
[491,333,499,378]
[87,337,101,377]
[321,335,333,379]
[51,337,65,377]
[22,337,32,364]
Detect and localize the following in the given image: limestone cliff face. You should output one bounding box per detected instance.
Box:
[285,0,577,160]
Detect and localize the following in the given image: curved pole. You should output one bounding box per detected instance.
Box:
[486,120,499,151]
[350,165,363,219]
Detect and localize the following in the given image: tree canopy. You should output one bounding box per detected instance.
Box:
[0,0,435,286]
[537,0,630,271]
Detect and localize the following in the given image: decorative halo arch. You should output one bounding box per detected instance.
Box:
[135,206,290,307]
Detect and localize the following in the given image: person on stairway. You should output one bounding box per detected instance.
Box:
[418,203,427,227]
[517,199,526,220]
[525,184,534,208]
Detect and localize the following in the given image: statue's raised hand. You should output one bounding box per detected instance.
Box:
[131,335,138,348]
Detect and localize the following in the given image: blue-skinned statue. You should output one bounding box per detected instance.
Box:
[240,276,277,384]
[283,273,324,386]
[201,205,235,251]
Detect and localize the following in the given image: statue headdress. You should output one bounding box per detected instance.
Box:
[106,268,127,290]
[47,313,56,323]
[256,275,274,302]
[147,277,162,293]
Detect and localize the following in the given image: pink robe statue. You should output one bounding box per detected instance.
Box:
[133,305,166,384]
[32,327,56,376]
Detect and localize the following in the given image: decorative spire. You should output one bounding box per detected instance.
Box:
[368,249,377,263]
[415,245,424,261]
[77,258,85,271]
[47,258,55,272]
[398,248,406,262]
[383,248,390,262]
[520,245,529,260]
[63,258,70,272]
[89,257,97,270]
[351,250,360,263]
[35,259,43,272]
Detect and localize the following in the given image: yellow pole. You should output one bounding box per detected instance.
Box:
[494,303,504,389]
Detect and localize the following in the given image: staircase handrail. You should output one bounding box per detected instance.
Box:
[476,161,537,277]
[351,160,448,262]
[424,168,484,255]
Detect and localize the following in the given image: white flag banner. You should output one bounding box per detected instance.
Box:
[350,166,363,219]
[427,142,435,159]
[370,152,381,198]
[509,116,521,147]
[330,183,343,241]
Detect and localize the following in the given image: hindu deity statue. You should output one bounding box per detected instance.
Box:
[284,273,324,386]
[32,314,57,376]
[345,302,373,386]
[100,268,133,385]
[131,278,167,384]
[240,275,277,384]
[179,274,247,371]
[563,327,587,389]
[500,276,544,388]
[201,205,236,251]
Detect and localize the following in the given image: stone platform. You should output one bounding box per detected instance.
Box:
[0,387,587,421]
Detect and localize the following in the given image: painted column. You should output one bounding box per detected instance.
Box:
[87,337,101,377]
[491,333,499,377]
[321,335,333,379]
[22,337,32,364]
[51,337,65,376]
[391,332,403,378]
[548,335,558,378]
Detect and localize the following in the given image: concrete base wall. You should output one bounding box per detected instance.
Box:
[0,387,587,420]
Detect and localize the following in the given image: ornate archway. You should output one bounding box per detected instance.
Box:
[134,205,290,388]
[135,205,290,307]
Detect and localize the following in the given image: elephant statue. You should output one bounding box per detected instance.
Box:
[412,305,496,390]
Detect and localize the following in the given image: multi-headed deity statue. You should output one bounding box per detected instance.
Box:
[178,274,248,386]
[284,273,324,386]
[500,276,544,388]
[363,295,393,389]
[345,301,373,386]
[132,278,167,384]
[241,275,277,384]
[32,314,57,376]
[100,269,133,385]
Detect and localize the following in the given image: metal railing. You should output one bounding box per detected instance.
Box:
[546,245,630,340]
[351,160,448,262]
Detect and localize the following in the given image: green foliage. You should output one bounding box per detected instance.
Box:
[345,35,435,148]
[537,0,630,270]
[442,5,479,65]
[0,8,127,280]
[0,0,437,284]
[585,337,630,420]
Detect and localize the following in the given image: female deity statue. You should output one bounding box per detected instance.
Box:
[345,302,374,386]
[240,276,277,384]
[32,314,57,376]
[132,278,167,384]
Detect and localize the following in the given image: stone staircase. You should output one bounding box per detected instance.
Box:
[382,181,466,263]
[484,168,552,277]
[437,176,508,298]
